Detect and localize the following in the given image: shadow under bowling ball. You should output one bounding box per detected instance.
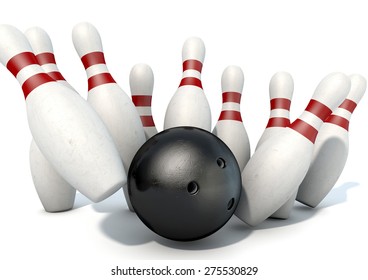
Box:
[128,126,242,242]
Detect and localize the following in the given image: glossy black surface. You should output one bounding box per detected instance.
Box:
[128,127,242,241]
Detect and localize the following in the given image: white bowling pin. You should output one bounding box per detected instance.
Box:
[164,37,211,131]
[25,26,76,212]
[72,22,146,211]
[235,72,351,226]
[297,74,366,207]
[130,63,158,140]
[0,24,126,203]
[255,71,295,219]
[212,65,250,171]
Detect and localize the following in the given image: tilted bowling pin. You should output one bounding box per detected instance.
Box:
[235,72,351,226]
[130,63,158,140]
[297,74,366,207]
[164,37,211,131]
[212,65,250,171]
[0,24,125,203]
[25,26,76,212]
[72,22,146,211]
[255,72,294,149]
[254,71,295,219]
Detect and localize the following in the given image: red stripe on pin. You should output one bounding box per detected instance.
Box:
[183,59,202,72]
[132,95,152,107]
[325,115,349,131]
[88,73,116,91]
[7,52,39,77]
[270,98,291,110]
[140,116,155,127]
[179,77,202,89]
[289,119,318,143]
[36,53,56,65]
[22,73,54,99]
[266,117,290,128]
[305,99,332,121]
[47,71,66,81]
[218,110,242,122]
[223,92,241,103]
[81,52,106,69]
[339,99,357,113]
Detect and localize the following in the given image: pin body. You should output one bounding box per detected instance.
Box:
[0,24,126,203]
[164,37,211,131]
[235,73,351,226]
[25,26,77,211]
[297,74,366,207]
[212,65,250,171]
[130,63,158,140]
[72,22,146,211]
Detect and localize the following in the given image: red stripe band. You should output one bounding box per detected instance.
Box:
[88,73,116,91]
[305,99,332,121]
[132,95,152,107]
[218,110,242,122]
[339,99,357,113]
[35,53,56,65]
[81,52,106,69]
[6,52,38,77]
[140,116,155,127]
[270,98,291,110]
[179,77,202,89]
[325,115,349,131]
[22,73,54,99]
[266,117,290,128]
[183,59,202,72]
[47,71,66,81]
[223,92,241,103]
[289,119,318,143]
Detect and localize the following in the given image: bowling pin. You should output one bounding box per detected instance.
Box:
[254,71,295,219]
[25,26,76,211]
[212,65,250,171]
[72,22,146,211]
[297,74,366,207]
[130,63,158,140]
[235,72,351,226]
[164,37,211,131]
[0,24,126,203]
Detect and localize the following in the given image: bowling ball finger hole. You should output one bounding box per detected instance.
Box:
[187,181,199,195]
[216,157,226,168]
[227,198,235,210]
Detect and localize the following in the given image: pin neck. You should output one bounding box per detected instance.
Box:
[182,59,202,72]
[270,98,291,110]
[222,92,241,103]
[36,53,56,65]
[81,51,106,69]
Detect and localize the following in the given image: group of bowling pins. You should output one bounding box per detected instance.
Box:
[0,22,365,229]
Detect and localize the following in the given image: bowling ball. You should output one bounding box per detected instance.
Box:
[128,126,241,241]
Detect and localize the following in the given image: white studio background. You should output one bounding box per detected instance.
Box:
[1,0,367,279]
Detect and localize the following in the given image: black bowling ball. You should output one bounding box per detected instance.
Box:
[128,126,241,241]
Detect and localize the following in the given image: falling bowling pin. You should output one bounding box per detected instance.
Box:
[235,72,351,226]
[130,63,158,140]
[254,71,295,219]
[297,74,366,207]
[212,65,250,171]
[164,37,211,131]
[0,24,126,202]
[25,26,76,211]
[72,22,146,211]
